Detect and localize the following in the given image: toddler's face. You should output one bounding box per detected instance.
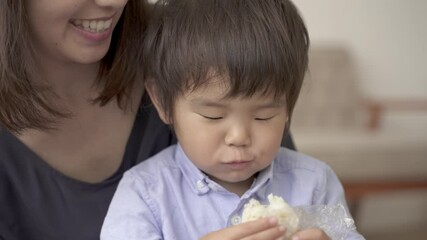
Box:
[172,79,287,193]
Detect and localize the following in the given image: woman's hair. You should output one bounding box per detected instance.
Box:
[0,0,147,133]
[143,0,309,129]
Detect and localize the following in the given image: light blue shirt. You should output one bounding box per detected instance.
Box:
[101,144,364,240]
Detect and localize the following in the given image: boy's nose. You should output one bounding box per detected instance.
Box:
[94,0,128,8]
[224,124,251,147]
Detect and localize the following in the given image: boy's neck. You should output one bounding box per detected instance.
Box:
[209,175,256,197]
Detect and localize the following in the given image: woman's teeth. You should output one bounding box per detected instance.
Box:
[72,19,112,33]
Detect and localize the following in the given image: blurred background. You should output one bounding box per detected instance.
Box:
[291,0,427,239]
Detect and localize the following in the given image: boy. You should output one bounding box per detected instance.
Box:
[101,0,365,239]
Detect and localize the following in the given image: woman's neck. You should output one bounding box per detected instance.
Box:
[31,55,101,106]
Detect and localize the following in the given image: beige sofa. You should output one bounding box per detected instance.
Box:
[291,47,427,235]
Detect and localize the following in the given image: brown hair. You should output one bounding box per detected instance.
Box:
[144,0,309,130]
[0,0,147,133]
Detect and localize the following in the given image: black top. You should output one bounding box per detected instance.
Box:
[0,98,176,240]
[0,97,295,240]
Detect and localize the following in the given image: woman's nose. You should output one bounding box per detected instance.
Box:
[94,0,128,8]
[224,124,251,147]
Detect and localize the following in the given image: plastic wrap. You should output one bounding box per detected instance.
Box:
[294,204,356,240]
[241,194,356,240]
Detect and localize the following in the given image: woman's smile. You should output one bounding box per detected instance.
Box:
[71,18,113,33]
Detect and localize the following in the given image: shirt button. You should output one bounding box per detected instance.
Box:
[196,180,205,190]
[231,215,241,225]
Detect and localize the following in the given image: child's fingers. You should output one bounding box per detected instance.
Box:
[240,224,286,240]
[231,217,283,239]
[290,227,331,240]
[200,217,285,240]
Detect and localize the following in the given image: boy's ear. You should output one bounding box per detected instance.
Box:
[145,82,171,124]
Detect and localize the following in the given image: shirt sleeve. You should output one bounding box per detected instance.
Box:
[100,171,162,240]
[314,165,348,206]
[315,165,366,240]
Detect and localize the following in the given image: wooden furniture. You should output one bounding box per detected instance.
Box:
[366,99,427,130]
[345,98,427,220]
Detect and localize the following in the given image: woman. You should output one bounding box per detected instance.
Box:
[0,0,294,239]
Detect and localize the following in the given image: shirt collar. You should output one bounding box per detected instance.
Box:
[247,159,275,195]
[174,144,211,195]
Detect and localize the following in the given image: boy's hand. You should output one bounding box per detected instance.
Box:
[200,217,286,240]
[290,228,331,240]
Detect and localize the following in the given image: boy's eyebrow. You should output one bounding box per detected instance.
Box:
[189,98,286,108]
[251,99,287,110]
[190,98,226,107]
[254,101,287,109]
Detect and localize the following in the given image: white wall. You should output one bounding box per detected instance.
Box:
[293,0,427,99]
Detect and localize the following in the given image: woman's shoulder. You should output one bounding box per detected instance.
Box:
[0,128,27,170]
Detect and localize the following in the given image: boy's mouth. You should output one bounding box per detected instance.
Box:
[224,160,252,170]
[70,18,113,33]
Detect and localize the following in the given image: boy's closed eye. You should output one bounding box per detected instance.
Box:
[254,115,276,121]
[199,114,223,120]
[198,113,278,121]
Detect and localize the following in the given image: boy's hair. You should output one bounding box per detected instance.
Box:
[144,0,309,130]
[0,0,147,133]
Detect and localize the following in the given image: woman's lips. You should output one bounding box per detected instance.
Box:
[70,16,115,42]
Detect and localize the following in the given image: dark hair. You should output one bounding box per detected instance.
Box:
[144,0,309,130]
[0,0,147,133]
